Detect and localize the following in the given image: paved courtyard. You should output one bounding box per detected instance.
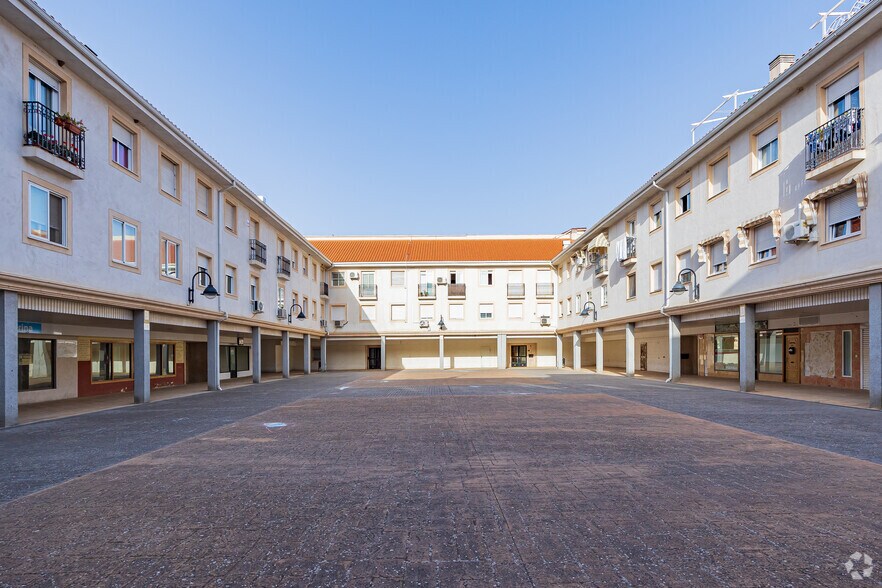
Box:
[0,372,880,586]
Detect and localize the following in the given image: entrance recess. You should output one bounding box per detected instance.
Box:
[367,347,381,370]
[511,345,527,368]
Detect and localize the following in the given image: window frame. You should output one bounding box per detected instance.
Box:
[648,200,662,232]
[707,240,728,277]
[331,271,346,287]
[195,175,214,221]
[749,114,781,177]
[707,149,730,201]
[391,304,406,322]
[822,189,863,246]
[750,221,778,265]
[157,146,183,203]
[675,177,692,218]
[159,232,182,283]
[626,272,637,300]
[478,303,494,320]
[22,44,72,114]
[150,342,177,377]
[108,108,141,179]
[224,262,238,298]
[816,56,863,126]
[18,337,57,391]
[224,198,238,235]
[195,249,213,288]
[90,340,133,382]
[108,211,141,273]
[21,173,72,255]
[649,261,663,294]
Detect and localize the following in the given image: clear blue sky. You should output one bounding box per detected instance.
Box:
[39,0,831,236]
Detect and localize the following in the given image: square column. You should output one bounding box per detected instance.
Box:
[739,304,756,392]
[497,334,507,369]
[555,334,563,368]
[595,327,604,374]
[133,310,150,404]
[320,337,327,372]
[303,334,311,374]
[572,333,581,371]
[380,335,387,370]
[870,284,882,409]
[625,322,636,377]
[281,331,291,379]
[439,335,445,369]
[1,291,18,427]
[207,320,221,391]
[668,316,681,382]
[252,326,261,384]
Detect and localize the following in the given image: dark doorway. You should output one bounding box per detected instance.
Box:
[367,347,382,370]
[511,345,527,368]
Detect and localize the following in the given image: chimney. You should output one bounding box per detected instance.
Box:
[769,54,795,81]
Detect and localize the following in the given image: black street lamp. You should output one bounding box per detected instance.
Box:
[579,301,597,320]
[188,269,219,304]
[671,268,700,300]
[437,316,447,330]
[288,302,306,322]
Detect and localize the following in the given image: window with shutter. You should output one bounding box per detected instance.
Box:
[677,182,691,215]
[160,155,178,198]
[826,68,860,117]
[197,180,211,217]
[755,124,778,170]
[753,222,777,261]
[710,155,729,196]
[826,188,861,242]
[709,240,727,275]
[111,120,135,171]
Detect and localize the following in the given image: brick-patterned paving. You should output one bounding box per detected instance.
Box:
[1,392,880,586]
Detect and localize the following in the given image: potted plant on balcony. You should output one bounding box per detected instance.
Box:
[54,112,86,135]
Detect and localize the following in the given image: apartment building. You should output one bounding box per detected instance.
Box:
[309,236,570,370]
[556,1,882,409]
[0,0,331,426]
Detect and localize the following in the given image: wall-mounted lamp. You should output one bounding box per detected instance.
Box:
[671,269,700,300]
[579,301,597,321]
[288,302,306,323]
[437,316,447,331]
[188,269,218,305]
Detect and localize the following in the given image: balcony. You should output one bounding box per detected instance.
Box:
[448,283,466,298]
[594,254,609,278]
[507,283,525,298]
[536,283,554,298]
[320,282,329,297]
[276,256,291,278]
[805,108,864,180]
[22,101,85,179]
[249,239,267,268]
[617,236,637,266]
[418,283,436,299]
[359,283,377,299]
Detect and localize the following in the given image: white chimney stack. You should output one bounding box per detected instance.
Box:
[769,54,795,81]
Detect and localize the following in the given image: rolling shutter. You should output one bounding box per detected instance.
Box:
[754,222,776,253]
[826,188,860,226]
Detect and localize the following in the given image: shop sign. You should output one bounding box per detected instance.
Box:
[17,321,41,334]
[715,320,768,333]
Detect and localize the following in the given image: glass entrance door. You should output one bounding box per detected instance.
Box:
[228,346,238,378]
[510,345,527,368]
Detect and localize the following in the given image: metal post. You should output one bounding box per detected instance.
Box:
[281,331,290,379]
[0,291,18,427]
[625,322,636,377]
[133,310,150,403]
[739,304,756,392]
[207,320,221,391]
[252,326,261,384]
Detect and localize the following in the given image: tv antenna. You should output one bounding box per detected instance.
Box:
[811,0,870,38]
[690,89,762,145]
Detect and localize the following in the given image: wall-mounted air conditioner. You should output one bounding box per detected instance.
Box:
[419,320,430,328]
[251,300,264,313]
[334,320,347,329]
[539,316,550,327]
[319,319,327,328]
[783,221,812,244]
[349,272,359,280]
[436,277,447,285]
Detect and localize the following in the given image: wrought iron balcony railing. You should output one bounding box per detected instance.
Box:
[618,236,637,264]
[22,101,85,170]
[594,254,609,276]
[276,256,291,277]
[359,284,377,299]
[507,283,525,298]
[249,239,267,266]
[418,283,436,298]
[805,108,863,172]
[448,283,466,298]
[536,283,554,298]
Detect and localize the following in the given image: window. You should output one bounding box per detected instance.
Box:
[650,263,662,293]
[303,296,309,317]
[753,222,777,262]
[28,63,60,112]
[27,182,67,247]
[826,67,860,118]
[292,291,299,307]
[360,305,376,321]
[224,200,237,233]
[480,270,493,286]
[219,345,250,374]
[111,119,136,173]
[709,240,727,275]
[626,219,636,236]
[626,273,637,299]
[709,154,729,197]
[449,304,464,320]
[537,269,551,284]
[479,304,493,319]
[331,305,347,322]
[312,263,318,281]
[277,238,286,259]
[250,275,259,302]
[676,181,691,216]
[449,270,463,284]
[537,302,551,318]
[826,188,861,242]
[196,179,212,218]
[150,343,175,376]
[391,270,405,287]
[196,252,211,287]
[302,255,308,276]
[160,237,180,279]
[291,249,299,272]
[843,330,853,377]
[111,217,138,267]
[575,294,581,311]
[558,300,564,317]
[91,341,132,381]
[159,153,179,199]
[311,301,317,320]
[391,304,406,321]
[677,251,692,277]
[508,270,522,284]
[224,264,237,296]
[600,284,608,307]
[566,298,572,315]
[419,304,435,320]
[331,271,346,286]
[650,201,662,231]
[713,335,739,372]
[758,331,783,375]
[249,218,260,240]
[277,285,285,309]
[754,123,778,171]
[508,303,523,319]
[18,338,55,391]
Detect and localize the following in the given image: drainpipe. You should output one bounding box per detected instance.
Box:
[217,181,237,312]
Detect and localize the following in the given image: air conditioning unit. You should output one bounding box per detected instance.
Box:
[252,300,264,313]
[419,320,430,329]
[436,277,447,285]
[319,319,327,328]
[349,272,359,280]
[539,316,551,327]
[334,320,346,329]
[783,221,810,243]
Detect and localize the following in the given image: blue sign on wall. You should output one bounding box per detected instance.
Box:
[17,321,42,334]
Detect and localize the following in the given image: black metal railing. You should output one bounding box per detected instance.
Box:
[359,284,377,298]
[621,236,637,261]
[595,254,609,276]
[276,256,291,276]
[23,101,85,170]
[805,108,863,172]
[448,283,466,298]
[418,283,436,298]
[249,239,267,265]
[536,283,554,298]
[276,306,287,320]
[507,283,525,298]
[321,282,329,296]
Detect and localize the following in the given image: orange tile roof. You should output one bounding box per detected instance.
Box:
[309,237,566,263]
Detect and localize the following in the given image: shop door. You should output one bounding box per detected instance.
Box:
[367,347,381,370]
[784,334,800,383]
[511,345,527,368]
[228,346,238,378]
[640,343,648,371]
